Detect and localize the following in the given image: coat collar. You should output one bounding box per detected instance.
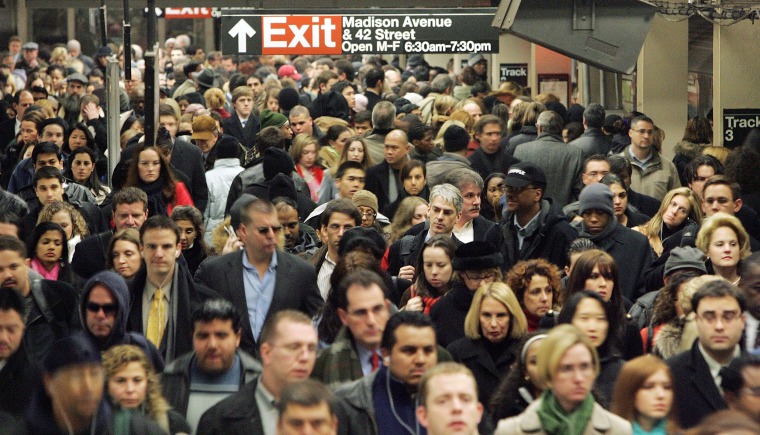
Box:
[519,398,614,433]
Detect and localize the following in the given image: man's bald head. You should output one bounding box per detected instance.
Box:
[384,129,410,169]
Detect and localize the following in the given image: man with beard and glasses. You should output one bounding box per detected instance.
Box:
[162,299,262,434]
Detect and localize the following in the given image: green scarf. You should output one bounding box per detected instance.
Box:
[112,408,132,435]
[536,390,595,435]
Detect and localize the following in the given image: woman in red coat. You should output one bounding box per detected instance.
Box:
[125,145,194,216]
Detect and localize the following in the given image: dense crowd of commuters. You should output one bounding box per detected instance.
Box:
[0,33,760,435]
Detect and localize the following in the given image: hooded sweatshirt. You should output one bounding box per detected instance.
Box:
[79,271,165,371]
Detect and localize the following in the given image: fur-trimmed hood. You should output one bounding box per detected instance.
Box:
[674,140,707,160]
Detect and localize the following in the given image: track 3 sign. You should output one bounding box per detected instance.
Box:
[221,8,498,55]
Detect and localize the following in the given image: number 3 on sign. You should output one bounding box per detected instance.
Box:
[725,129,733,142]
[355,29,370,40]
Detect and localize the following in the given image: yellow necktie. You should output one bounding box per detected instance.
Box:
[147,288,165,347]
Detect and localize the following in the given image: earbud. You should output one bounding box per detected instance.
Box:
[175,251,180,258]
[384,356,390,365]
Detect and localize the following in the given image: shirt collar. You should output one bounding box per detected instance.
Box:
[242,250,278,271]
[256,378,277,407]
[628,146,653,165]
[699,342,740,379]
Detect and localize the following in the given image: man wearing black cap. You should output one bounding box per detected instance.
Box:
[426,124,473,186]
[468,115,519,181]
[487,162,578,272]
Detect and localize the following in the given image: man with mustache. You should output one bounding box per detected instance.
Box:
[0,235,79,363]
[444,168,494,244]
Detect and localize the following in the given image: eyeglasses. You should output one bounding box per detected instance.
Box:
[361,211,377,219]
[697,311,740,324]
[463,270,496,280]
[85,302,118,315]
[256,225,284,235]
[631,129,655,136]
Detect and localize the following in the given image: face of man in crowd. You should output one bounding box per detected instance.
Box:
[582,160,610,186]
[336,168,365,200]
[45,364,104,426]
[322,212,356,258]
[278,401,338,435]
[689,164,715,201]
[462,103,482,123]
[85,285,117,340]
[0,307,24,361]
[261,319,318,389]
[159,115,178,137]
[15,91,33,120]
[629,119,655,153]
[581,209,610,235]
[290,113,314,137]
[0,249,30,295]
[338,283,389,351]
[113,202,148,231]
[140,228,179,279]
[695,295,745,359]
[193,318,241,374]
[417,372,483,435]
[234,96,253,119]
[384,131,410,169]
[35,177,64,205]
[702,184,741,217]
[67,80,86,97]
[459,183,481,222]
[384,325,437,392]
[476,123,501,155]
[277,205,300,250]
[428,196,461,236]
[240,210,283,261]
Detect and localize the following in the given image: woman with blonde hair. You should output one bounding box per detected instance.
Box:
[634,187,702,256]
[495,324,632,435]
[431,94,457,131]
[290,133,332,204]
[611,355,679,434]
[102,345,190,434]
[696,212,751,284]
[203,87,230,119]
[448,281,528,409]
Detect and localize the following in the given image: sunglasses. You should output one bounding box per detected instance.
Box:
[85,302,118,315]
[256,225,284,235]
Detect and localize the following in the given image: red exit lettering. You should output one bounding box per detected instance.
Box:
[165,7,213,19]
[262,15,342,55]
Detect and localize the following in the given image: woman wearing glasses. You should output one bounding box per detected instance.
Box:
[429,241,503,347]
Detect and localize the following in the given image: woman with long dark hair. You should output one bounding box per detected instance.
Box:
[400,235,457,314]
[65,147,111,205]
[124,145,194,216]
[383,159,430,219]
[27,221,78,287]
[170,206,209,275]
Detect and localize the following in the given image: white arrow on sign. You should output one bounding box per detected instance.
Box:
[228,19,256,53]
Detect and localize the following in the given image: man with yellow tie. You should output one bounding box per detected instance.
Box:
[127,215,218,363]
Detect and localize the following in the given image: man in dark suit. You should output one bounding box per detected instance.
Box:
[364,129,409,213]
[127,216,218,364]
[221,86,260,153]
[569,103,610,158]
[194,197,323,359]
[196,310,318,435]
[667,279,746,429]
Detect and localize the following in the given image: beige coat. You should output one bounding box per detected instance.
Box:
[494,397,633,435]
